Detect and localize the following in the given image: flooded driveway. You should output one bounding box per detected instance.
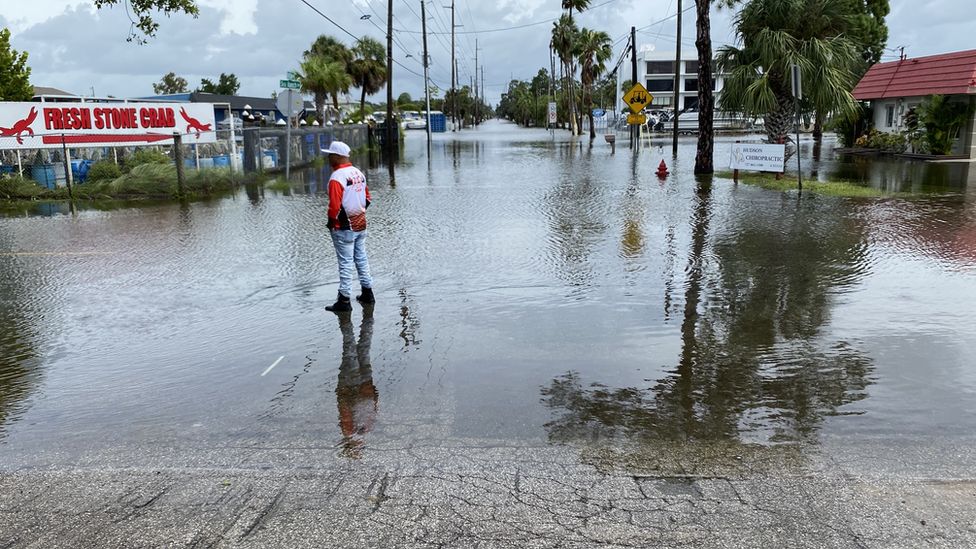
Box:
[2,121,976,470]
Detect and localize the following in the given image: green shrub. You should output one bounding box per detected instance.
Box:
[853,129,907,153]
[86,160,122,183]
[122,148,171,173]
[0,175,47,200]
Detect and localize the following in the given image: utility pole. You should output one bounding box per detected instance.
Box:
[445,0,456,131]
[481,65,485,122]
[631,26,637,150]
[422,0,432,155]
[672,0,682,157]
[474,38,480,127]
[386,0,396,183]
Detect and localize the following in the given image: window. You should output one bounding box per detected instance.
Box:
[646,61,674,75]
[684,79,698,92]
[685,61,698,74]
[683,96,698,110]
[885,105,894,127]
[645,80,674,92]
[652,95,672,106]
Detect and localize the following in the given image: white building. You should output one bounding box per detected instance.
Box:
[636,48,726,111]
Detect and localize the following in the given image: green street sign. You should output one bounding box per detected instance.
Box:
[280,79,301,90]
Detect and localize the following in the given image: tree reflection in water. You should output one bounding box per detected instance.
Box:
[542,181,875,445]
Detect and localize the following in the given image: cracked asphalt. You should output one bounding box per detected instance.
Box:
[3,437,976,547]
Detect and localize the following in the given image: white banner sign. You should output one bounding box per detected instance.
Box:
[0,102,217,150]
[548,102,557,124]
[730,142,786,172]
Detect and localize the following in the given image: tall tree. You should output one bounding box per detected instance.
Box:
[846,0,890,65]
[551,15,580,135]
[716,0,861,156]
[0,28,32,101]
[577,29,613,140]
[299,56,352,122]
[347,37,388,121]
[198,73,240,95]
[694,1,716,174]
[92,0,199,43]
[152,72,188,94]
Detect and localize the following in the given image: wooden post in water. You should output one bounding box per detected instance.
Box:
[173,132,186,198]
[733,140,740,182]
[60,134,74,200]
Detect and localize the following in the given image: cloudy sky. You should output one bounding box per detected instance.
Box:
[2,0,974,105]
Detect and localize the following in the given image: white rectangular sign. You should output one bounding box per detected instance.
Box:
[0,102,217,150]
[548,102,557,124]
[730,142,786,172]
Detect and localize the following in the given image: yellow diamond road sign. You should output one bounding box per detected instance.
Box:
[623,83,652,114]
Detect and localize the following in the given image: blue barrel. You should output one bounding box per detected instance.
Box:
[32,164,56,189]
[213,155,230,167]
[0,165,15,175]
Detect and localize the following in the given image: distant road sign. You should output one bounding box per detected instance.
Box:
[592,108,605,117]
[627,113,647,125]
[280,79,301,90]
[275,89,304,117]
[623,83,652,114]
[548,102,557,124]
[287,71,300,81]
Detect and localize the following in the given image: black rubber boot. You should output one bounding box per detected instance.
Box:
[356,287,375,304]
[326,293,353,312]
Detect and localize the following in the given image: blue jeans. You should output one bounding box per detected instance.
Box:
[331,229,373,298]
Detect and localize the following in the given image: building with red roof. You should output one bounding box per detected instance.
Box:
[852,49,976,158]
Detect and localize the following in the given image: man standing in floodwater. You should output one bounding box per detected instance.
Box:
[323,141,375,312]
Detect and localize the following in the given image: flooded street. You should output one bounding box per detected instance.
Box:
[2,121,976,464]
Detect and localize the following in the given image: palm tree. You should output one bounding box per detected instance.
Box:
[305,35,353,67]
[577,28,613,140]
[561,0,591,21]
[298,56,353,123]
[551,15,580,135]
[716,0,861,156]
[348,37,388,121]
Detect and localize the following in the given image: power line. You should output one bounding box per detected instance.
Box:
[395,0,621,35]
[296,0,436,84]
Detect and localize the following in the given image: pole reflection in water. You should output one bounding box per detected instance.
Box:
[335,305,377,459]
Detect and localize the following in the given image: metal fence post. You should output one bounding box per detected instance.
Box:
[173,132,186,197]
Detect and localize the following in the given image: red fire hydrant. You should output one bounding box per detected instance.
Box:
[656,160,669,178]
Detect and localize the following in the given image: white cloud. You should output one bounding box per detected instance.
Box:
[3,0,975,105]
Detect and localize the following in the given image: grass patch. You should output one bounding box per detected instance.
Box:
[264,178,292,192]
[1,166,248,202]
[715,170,905,198]
[0,175,48,200]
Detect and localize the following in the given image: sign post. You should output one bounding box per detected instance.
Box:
[623,83,652,151]
[547,102,557,129]
[276,85,304,181]
[791,64,803,191]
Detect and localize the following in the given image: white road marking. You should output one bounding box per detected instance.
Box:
[261,356,285,376]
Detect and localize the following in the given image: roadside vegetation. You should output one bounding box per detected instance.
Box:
[715,170,905,198]
[1,165,246,201]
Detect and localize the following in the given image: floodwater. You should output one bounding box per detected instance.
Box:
[1,121,975,466]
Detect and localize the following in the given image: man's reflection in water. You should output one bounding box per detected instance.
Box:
[335,305,377,458]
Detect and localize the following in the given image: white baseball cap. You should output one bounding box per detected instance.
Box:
[321,141,351,156]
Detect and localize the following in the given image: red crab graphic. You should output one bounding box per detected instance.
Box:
[0,107,38,144]
[179,107,212,138]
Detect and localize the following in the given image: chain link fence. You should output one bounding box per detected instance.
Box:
[1,123,371,189]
